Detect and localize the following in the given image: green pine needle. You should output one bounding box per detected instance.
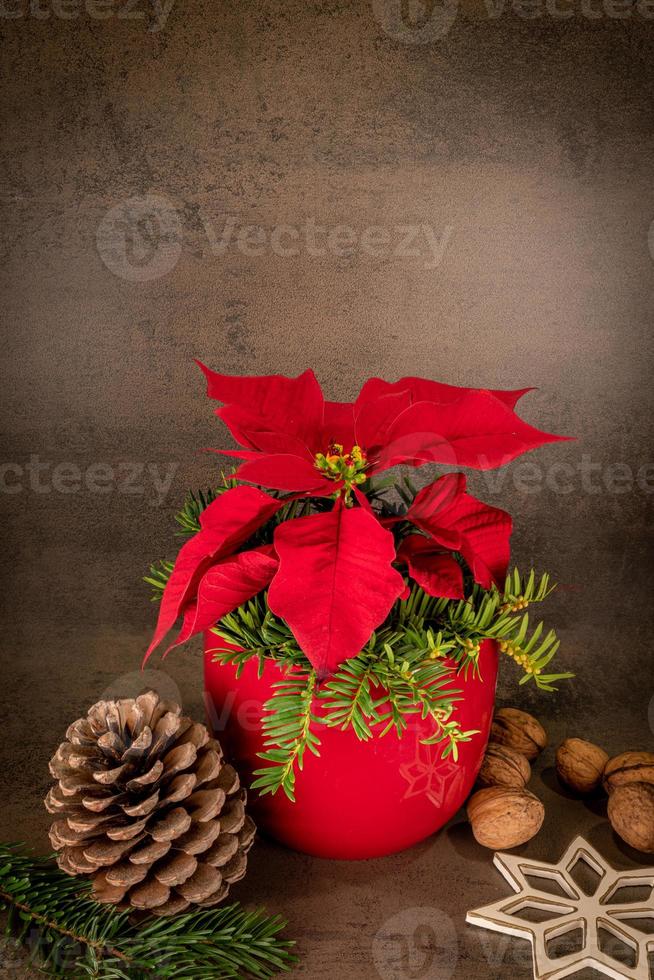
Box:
[144,560,175,601]
[0,844,296,979]
[251,671,321,802]
[174,486,230,536]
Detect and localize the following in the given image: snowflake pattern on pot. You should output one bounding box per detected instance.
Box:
[399,743,466,808]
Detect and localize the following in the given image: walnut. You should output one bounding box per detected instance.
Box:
[603,752,654,794]
[477,743,531,789]
[466,786,545,849]
[490,707,547,761]
[555,738,608,794]
[607,783,654,854]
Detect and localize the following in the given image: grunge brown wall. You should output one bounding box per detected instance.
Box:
[1,1,653,976]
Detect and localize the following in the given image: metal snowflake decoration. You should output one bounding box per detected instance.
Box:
[467,836,654,980]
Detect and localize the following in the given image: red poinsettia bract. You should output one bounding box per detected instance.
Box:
[145,366,568,678]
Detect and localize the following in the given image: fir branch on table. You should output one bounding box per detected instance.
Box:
[0,844,296,979]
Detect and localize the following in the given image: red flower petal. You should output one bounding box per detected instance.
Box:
[211,404,264,451]
[353,487,374,512]
[405,472,465,532]
[144,487,282,662]
[397,536,464,599]
[268,501,406,677]
[197,361,324,446]
[164,546,278,654]
[322,400,356,447]
[357,376,533,411]
[354,390,412,451]
[376,391,569,472]
[235,454,337,494]
[407,474,512,588]
[216,404,315,456]
[204,448,262,461]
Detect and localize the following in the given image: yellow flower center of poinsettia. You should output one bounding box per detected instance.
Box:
[314,443,368,490]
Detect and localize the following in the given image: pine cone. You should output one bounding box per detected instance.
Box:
[45,691,255,916]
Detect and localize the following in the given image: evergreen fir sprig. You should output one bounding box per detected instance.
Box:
[210,601,307,675]
[318,657,382,740]
[174,477,238,536]
[434,572,572,692]
[0,844,296,979]
[209,572,566,692]
[251,672,321,802]
[209,592,488,797]
[144,560,175,601]
[201,571,570,798]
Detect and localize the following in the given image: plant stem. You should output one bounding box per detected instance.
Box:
[0,888,133,969]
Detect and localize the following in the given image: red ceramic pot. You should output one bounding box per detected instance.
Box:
[204,634,498,860]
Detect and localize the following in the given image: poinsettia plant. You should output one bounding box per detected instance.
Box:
[146,365,572,799]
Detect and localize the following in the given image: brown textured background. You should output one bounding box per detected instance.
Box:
[1,1,653,976]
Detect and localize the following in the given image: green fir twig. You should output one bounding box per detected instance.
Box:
[205,571,571,797]
[0,844,295,979]
[174,479,237,536]
[251,671,321,802]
